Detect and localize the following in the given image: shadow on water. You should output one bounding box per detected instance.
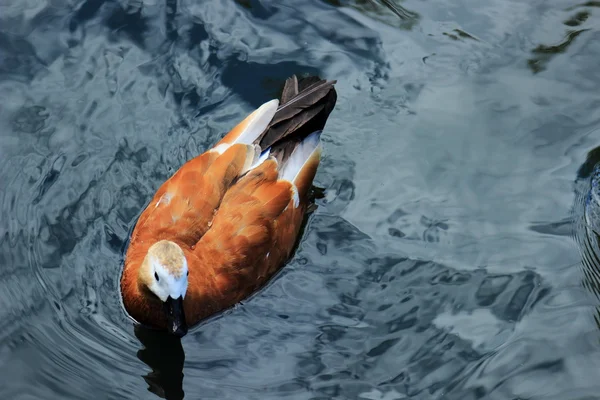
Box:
[135,325,185,400]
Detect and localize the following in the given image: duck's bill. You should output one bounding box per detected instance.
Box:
[165,296,188,338]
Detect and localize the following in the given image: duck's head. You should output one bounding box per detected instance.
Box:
[140,240,189,337]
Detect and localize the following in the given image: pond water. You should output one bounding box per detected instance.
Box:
[2,0,600,399]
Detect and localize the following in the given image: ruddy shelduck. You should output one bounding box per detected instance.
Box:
[120,75,337,337]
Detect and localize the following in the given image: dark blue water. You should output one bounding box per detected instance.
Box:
[2,0,600,399]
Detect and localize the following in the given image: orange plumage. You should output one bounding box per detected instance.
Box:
[120,75,337,336]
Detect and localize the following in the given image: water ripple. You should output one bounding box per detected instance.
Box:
[2,0,600,398]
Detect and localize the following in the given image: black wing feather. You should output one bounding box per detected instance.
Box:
[257,75,337,155]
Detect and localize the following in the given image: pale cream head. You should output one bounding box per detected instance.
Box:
[140,240,189,301]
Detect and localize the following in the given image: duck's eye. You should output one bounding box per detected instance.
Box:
[154,272,159,281]
[187,271,189,277]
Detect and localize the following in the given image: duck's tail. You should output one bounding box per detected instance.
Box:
[258,75,337,164]
[215,75,337,195]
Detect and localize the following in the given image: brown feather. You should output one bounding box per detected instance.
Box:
[253,181,293,217]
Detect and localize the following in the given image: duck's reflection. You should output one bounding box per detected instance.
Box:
[134,325,185,400]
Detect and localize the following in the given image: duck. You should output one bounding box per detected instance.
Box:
[120,75,337,337]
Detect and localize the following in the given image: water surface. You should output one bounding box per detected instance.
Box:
[2,0,600,399]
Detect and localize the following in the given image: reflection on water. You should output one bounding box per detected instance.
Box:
[2,0,600,398]
[135,326,185,400]
[529,29,588,73]
[528,2,597,73]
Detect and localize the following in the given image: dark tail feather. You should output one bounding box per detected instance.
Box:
[257,75,337,163]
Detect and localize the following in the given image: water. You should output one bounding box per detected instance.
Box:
[2,0,600,399]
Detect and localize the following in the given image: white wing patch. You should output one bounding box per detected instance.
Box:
[233,99,279,145]
[280,130,322,184]
[250,148,271,170]
[291,185,300,208]
[212,143,230,155]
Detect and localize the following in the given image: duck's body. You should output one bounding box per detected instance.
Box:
[120,75,337,335]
